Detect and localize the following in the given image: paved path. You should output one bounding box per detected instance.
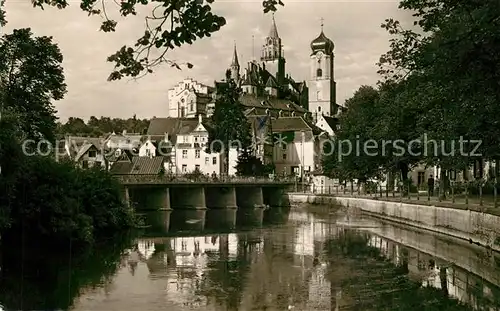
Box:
[293,191,500,216]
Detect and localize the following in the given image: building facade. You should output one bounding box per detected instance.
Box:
[168,78,214,118]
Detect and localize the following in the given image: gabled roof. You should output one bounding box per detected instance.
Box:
[109,160,134,175]
[270,117,311,132]
[106,149,134,163]
[129,156,165,175]
[323,115,339,131]
[74,143,98,162]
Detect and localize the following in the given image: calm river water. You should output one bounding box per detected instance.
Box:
[1,204,500,310]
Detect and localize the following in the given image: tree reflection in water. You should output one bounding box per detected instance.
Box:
[0,233,135,310]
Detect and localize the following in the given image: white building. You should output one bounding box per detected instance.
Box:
[174,115,224,174]
[145,115,225,175]
[315,114,338,137]
[168,78,214,118]
[271,117,326,177]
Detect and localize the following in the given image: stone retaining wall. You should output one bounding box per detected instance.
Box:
[287,193,500,252]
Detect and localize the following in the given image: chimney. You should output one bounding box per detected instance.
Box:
[198,113,202,124]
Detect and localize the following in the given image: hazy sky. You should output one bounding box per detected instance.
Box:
[3,0,411,122]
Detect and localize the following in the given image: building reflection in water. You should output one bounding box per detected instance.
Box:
[368,234,500,311]
[71,208,500,311]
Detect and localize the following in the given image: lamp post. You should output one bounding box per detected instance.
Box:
[301,130,305,192]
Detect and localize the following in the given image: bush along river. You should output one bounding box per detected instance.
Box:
[1,205,500,310]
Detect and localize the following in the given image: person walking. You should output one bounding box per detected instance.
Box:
[427,174,435,198]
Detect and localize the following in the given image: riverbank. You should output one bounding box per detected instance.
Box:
[287,193,500,253]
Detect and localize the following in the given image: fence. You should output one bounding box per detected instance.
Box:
[115,174,296,184]
[292,180,500,209]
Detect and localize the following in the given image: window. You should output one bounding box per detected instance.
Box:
[190,103,194,111]
[316,68,322,78]
[145,149,152,157]
[417,172,425,186]
[282,143,287,150]
[283,153,287,160]
[82,160,88,169]
[316,90,322,100]
[195,164,200,171]
[213,157,217,165]
[318,106,322,112]
[195,150,200,158]
[95,161,101,168]
[183,136,188,143]
[182,150,188,159]
[194,136,198,142]
[182,164,187,172]
[205,157,209,165]
[88,150,97,158]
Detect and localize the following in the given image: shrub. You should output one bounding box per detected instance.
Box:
[0,154,133,247]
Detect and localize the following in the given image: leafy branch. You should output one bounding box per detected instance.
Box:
[29,0,283,80]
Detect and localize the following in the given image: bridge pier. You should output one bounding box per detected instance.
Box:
[262,187,290,207]
[205,186,237,209]
[131,187,171,210]
[170,186,206,209]
[236,186,265,209]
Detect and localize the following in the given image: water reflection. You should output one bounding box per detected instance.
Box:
[2,206,500,310]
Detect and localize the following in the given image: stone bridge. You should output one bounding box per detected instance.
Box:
[117,175,295,210]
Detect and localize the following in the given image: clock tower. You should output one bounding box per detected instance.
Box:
[308,20,337,121]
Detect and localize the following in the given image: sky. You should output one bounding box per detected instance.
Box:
[3,0,412,122]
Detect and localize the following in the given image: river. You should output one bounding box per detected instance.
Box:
[1,204,500,310]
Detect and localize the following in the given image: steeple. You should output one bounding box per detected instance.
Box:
[311,18,334,55]
[230,41,240,82]
[268,13,279,39]
[261,14,282,62]
[231,42,239,67]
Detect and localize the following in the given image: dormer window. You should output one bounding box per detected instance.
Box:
[260,101,265,106]
[265,109,270,115]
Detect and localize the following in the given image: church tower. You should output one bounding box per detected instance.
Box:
[230,42,240,83]
[308,20,337,121]
[261,14,285,86]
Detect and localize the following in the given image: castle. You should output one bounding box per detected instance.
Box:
[168,15,340,125]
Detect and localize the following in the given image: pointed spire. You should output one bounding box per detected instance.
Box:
[231,41,239,67]
[268,13,279,39]
[320,17,324,32]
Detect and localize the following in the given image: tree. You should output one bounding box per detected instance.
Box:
[0,0,283,80]
[379,0,500,196]
[0,28,66,143]
[322,85,386,188]
[207,70,252,175]
[235,148,265,177]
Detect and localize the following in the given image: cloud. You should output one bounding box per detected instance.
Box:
[3,0,412,121]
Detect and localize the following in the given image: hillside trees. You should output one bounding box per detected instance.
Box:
[0,0,283,80]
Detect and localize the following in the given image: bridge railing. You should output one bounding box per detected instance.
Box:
[115,174,296,185]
